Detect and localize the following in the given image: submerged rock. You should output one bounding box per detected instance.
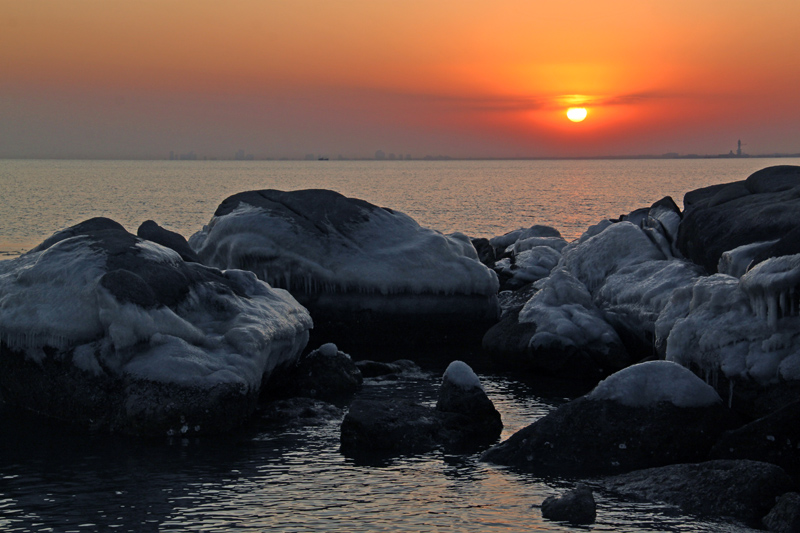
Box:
[340,361,502,455]
[603,460,793,526]
[481,361,739,475]
[355,359,420,378]
[540,484,596,525]
[189,189,500,355]
[0,218,312,436]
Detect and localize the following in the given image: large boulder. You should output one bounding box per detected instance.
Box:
[0,218,312,436]
[481,361,739,475]
[341,361,502,455]
[763,492,800,533]
[678,165,800,273]
[603,460,794,527]
[189,189,500,355]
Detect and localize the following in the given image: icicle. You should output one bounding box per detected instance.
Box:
[728,380,734,409]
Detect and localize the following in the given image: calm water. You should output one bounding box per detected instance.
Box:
[2,158,798,257]
[2,158,790,532]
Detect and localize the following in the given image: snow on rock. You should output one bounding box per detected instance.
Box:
[596,258,704,347]
[561,221,667,293]
[519,268,622,355]
[0,218,312,436]
[189,189,500,353]
[717,240,779,278]
[587,361,722,408]
[442,360,482,390]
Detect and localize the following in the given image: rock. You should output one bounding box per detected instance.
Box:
[0,218,312,436]
[481,361,739,475]
[678,165,800,273]
[259,397,343,427]
[763,492,800,533]
[711,400,800,483]
[471,237,496,267]
[540,484,596,525]
[137,220,199,263]
[483,268,631,379]
[189,189,500,356]
[355,359,420,378]
[265,343,363,401]
[603,460,794,526]
[341,361,502,455]
[341,399,444,454]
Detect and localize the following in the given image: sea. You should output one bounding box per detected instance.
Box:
[2,157,798,532]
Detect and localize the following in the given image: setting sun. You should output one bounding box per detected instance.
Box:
[566,108,588,122]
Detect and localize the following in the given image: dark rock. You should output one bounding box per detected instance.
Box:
[341,361,502,455]
[265,344,363,401]
[341,399,443,454]
[482,392,739,476]
[711,400,800,483]
[471,237,496,267]
[137,220,199,263]
[763,492,800,533]
[259,397,343,427]
[677,165,800,273]
[603,460,794,526]
[540,484,596,525]
[750,225,800,269]
[355,359,420,378]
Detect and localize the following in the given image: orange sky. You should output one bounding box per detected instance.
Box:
[2,0,799,158]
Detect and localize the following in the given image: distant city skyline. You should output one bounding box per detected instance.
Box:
[2,1,799,160]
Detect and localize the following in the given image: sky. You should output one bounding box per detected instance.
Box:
[2,0,800,159]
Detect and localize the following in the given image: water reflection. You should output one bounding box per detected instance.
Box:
[0,371,757,532]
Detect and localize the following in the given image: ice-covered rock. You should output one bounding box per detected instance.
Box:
[189,189,500,354]
[481,362,738,475]
[483,268,631,379]
[666,270,800,389]
[0,218,312,436]
[718,240,779,278]
[596,259,704,350]
[603,460,793,527]
[137,220,199,263]
[678,165,800,273]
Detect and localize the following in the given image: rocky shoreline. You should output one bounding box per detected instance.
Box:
[3,165,800,529]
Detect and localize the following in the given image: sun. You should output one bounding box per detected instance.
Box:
[566,107,588,122]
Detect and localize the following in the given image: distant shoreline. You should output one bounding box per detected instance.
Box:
[2,154,800,162]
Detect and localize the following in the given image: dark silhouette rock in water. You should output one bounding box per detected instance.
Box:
[678,165,800,273]
[540,484,596,525]
[710,400,800,483]
[763,492,800,533]
[264,343,363,401]
[603,460,794,527]
[482,361,740,476]
[137,220,199,263]
[0,218,312,437]
[355,359,420,378]
[340,361,502,455]
[188,189,500,357]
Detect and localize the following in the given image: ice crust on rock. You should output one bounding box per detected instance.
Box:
[717,240,779,278]
[560,221,667,293]
[740,253,800,328]
[665,272,800,385]
[189,190,499,299]
[518,268,621,352]
[587,360,722,408]
[442,360,483,390]
[0,221,312,391]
